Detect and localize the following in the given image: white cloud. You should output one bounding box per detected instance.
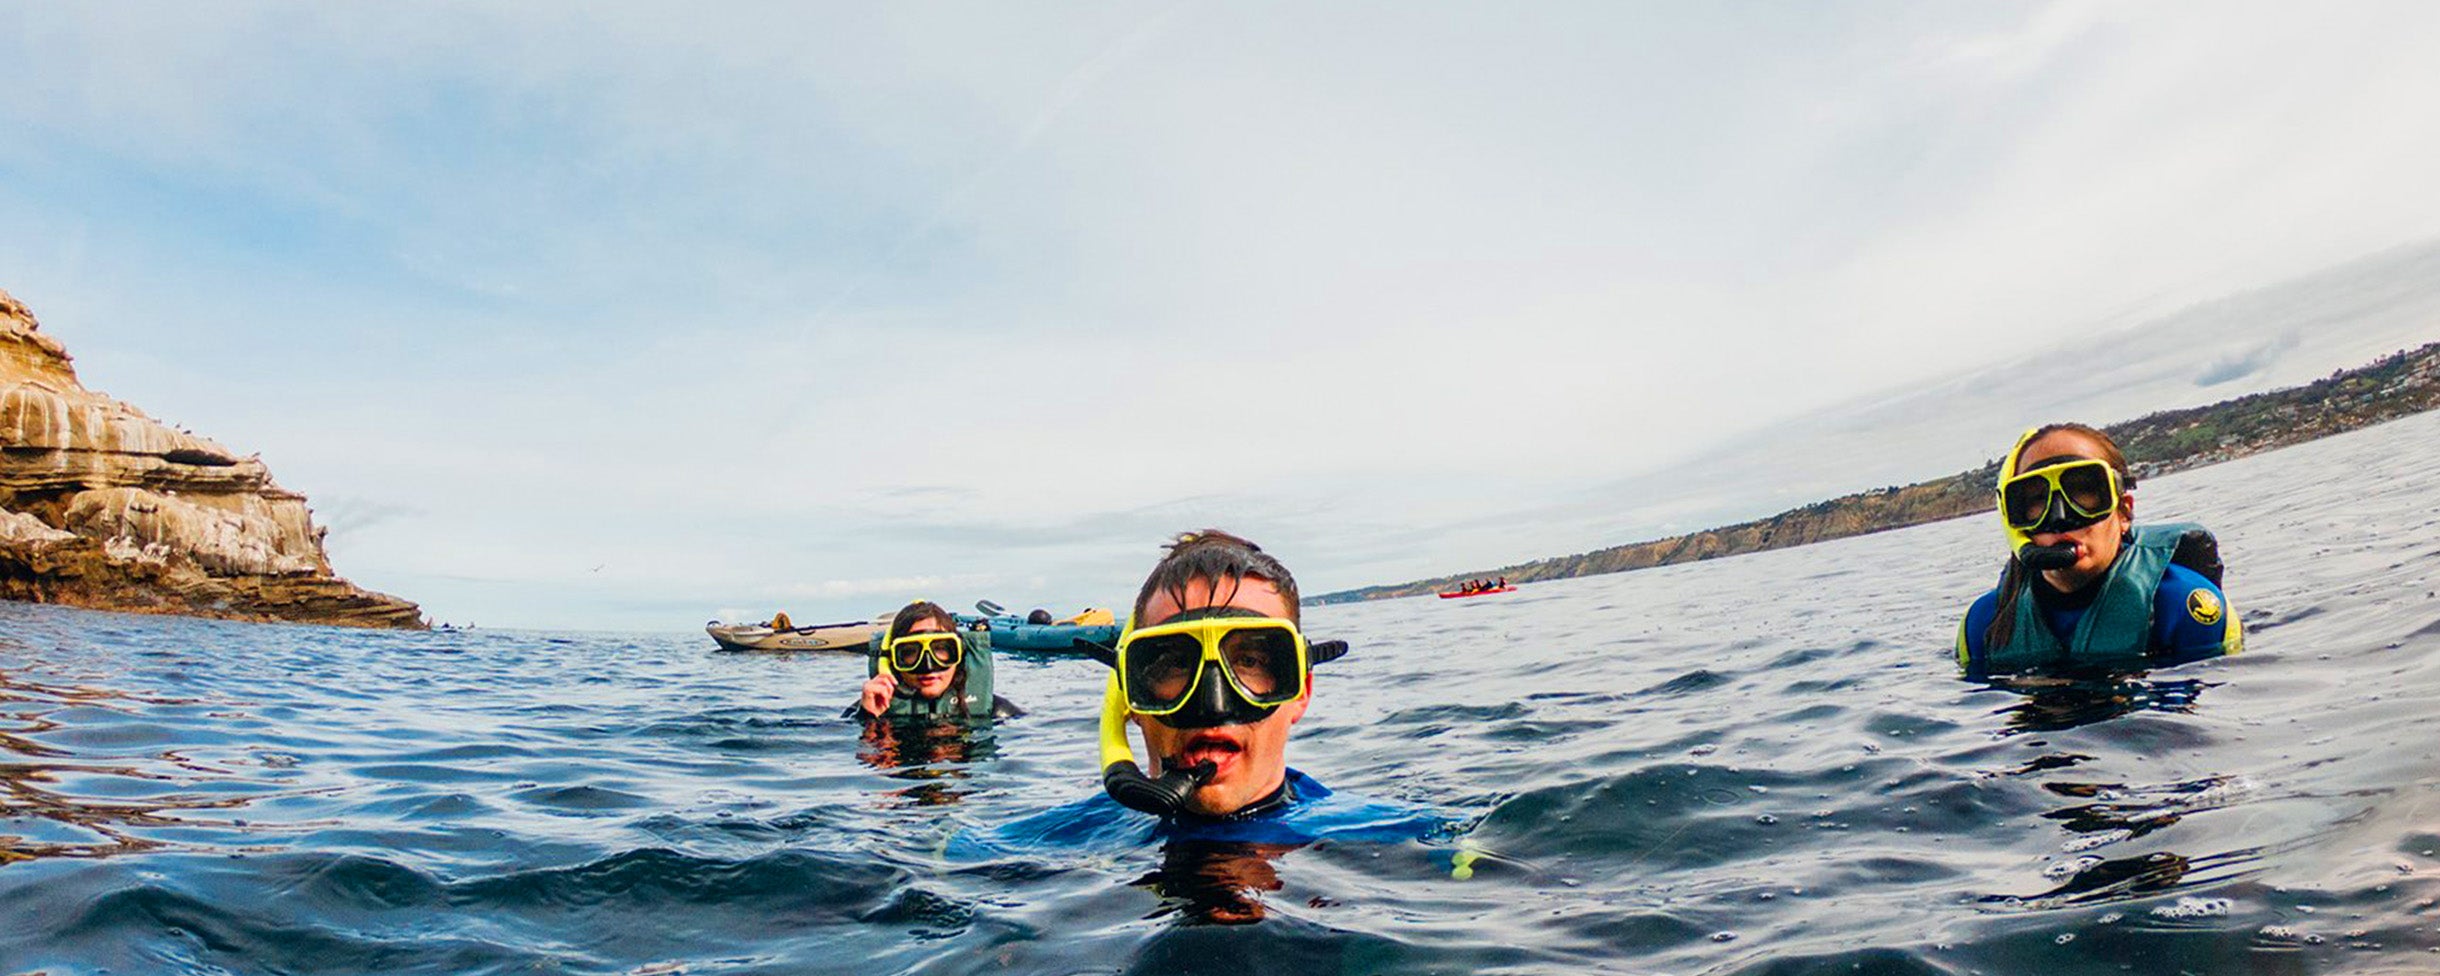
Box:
[6,2,2440,628]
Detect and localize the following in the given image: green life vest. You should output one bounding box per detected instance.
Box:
[1980,522,2208,675]
[865,628,997,723]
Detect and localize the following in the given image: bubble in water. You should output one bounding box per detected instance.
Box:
[2055,933,2075,945]
[1710,932,1738,943]
[2153,897,2234,919]
[2044,856,2104,880]
[1756,814,1779,825]
[2097,912,2123,925]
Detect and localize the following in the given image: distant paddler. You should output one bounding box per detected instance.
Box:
[1957,424,2242,676]
[851,600,1023,723]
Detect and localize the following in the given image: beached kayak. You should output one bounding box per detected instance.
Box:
[1438,585,1516,599]
[705,616,885,652]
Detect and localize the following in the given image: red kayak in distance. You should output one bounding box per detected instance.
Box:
[1438,585,1516,599]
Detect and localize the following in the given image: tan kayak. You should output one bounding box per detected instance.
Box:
[705,614,887,652]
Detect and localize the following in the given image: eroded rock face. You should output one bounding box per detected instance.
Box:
[0,287,422,628]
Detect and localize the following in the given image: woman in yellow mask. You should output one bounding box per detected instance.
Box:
[1957,423,2241,676]
[853,601,1021,722]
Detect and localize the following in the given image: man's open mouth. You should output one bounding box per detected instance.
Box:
[1179,730,1245,777]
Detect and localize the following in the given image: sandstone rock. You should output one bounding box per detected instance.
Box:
[0,287,422,628]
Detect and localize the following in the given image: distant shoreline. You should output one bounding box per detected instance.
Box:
[1310,341,2440,605]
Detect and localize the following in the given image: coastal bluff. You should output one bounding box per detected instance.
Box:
[1315,340,2440,605]
[0,288,422,628]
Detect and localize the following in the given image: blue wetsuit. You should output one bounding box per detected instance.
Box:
[1959,562,2235,675]
[950,768,1450,858]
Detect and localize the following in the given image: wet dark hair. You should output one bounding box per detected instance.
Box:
[1985,423,2136,654]
[1132,529,1301,625]
[886,600,965,703]
[887,600,956,641]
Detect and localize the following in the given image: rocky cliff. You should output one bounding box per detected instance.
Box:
[0,288,422,628]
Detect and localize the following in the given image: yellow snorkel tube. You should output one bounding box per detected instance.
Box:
[1997,426,2084,572]
[1098,672,1133,771]
[1099,670,1213,814]
[1997,427,2040,554]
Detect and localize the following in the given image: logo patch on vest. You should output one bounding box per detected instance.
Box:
[2186,589,2223,627]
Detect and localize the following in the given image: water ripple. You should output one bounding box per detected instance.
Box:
[2,411,2439,973]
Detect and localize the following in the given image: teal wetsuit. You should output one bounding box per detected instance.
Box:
[1957,525,2241,676]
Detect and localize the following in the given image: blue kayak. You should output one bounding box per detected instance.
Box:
[953,614,1120,653]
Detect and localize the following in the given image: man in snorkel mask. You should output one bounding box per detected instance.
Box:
[1092,529,1351,820]
[945,530,1459,921]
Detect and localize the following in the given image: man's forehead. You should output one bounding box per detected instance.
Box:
[1142,576,1290,623]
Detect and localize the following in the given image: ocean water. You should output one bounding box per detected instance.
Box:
[5,411,2440,975]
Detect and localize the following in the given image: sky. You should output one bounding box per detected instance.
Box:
[4,1,2440,631]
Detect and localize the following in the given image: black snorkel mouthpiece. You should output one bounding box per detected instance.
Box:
[2016,495,2101,571]
[2017,542,2079,571]
[1103,758,1217,817]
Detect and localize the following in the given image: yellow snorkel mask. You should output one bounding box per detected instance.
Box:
[883,632,964,674]
[1083,609,1349,817]
[1996,427,2127,571]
